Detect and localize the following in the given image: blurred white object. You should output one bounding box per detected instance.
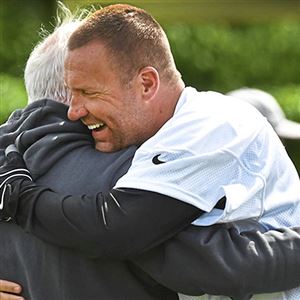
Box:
[227,88,300,139]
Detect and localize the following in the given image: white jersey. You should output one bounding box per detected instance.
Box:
[115,87,300,299]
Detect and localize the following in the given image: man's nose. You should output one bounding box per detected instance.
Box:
[68,95,88,121]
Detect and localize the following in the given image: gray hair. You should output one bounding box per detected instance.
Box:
[24,2,93,104]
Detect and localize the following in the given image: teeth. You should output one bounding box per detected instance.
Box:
[87,123,104,130]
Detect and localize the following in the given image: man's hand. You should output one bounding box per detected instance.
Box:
[0,145,32,221]
[0,279,24,300]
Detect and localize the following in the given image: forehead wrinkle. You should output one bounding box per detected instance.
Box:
[66,54,111,88]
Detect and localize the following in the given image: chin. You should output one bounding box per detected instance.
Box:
[95,142,120,153]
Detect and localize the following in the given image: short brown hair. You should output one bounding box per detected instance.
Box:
[68,4,179,83]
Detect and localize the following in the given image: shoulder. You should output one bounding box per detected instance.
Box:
[141,88,265,155]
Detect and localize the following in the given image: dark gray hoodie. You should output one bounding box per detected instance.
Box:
[0,99,177,300]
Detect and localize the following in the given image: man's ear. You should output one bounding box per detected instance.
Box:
[138,66,159,101]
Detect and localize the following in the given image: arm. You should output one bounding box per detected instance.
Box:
[135,223,300,298]
[1,172,201,258]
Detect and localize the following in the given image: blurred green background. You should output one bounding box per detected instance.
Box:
[1,0,300,169]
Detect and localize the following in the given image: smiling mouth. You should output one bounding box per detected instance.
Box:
[87,123,106,131]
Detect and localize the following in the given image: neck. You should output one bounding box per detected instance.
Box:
[148,78,185,138]
[160,78,185,119]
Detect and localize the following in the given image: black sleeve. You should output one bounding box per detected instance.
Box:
[134,223,300,299]
[13,182,201,258]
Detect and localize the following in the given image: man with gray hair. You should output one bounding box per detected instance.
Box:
[2,4,300,300]
[24,20,77,105]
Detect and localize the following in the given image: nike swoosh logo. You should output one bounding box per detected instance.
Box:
[152,154,166,165]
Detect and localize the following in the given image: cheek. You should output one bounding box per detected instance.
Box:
[122,111,145,138]
[86,102,108,119]
[122,106,139,125]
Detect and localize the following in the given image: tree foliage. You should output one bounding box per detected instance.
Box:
[167,21,300,93]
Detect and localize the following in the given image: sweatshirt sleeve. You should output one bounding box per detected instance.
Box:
[134,223,300,299]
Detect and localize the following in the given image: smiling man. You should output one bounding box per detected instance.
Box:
[64,8,182,153]
[2,4,300,300]
[65,38,172,153]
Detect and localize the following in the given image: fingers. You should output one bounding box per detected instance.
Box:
[2,145,26,171]
[5,145,19,157]
[4,151,25,169]
[0,280,24,300]
[0,292,24,300]
[0,280,22,293]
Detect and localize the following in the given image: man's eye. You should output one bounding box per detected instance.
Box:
[82,90,96,96]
